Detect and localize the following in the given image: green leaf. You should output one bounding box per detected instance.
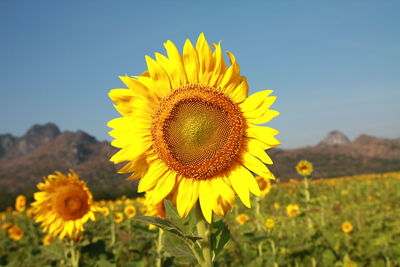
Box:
[163,231,197,265]
[41,243,65,260]
[131,216,201,243]
[212,220,231,258]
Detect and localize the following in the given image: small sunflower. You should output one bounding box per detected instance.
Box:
[256,176,272,197]
[31,170,97,239]
[286,204,300,217]
[108,33,280,223]
[273,203,280,210]
[100,207,110,217]
[8,225,24,241]
[124,205,137,218]
[295,160,313,176]
[114,212,124,223]
[236,213,250,225]
[341,221,353,233]
[264,218,275,229]
[15,195,26,212]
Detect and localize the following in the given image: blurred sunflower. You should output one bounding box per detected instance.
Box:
[108,33,280,223]
[15,195,26,212]
[236,213,250,225]
[256,176,272,197]
[31,170,97,239]
[8,225,24,241]
[295,160,313,176]
[114,212,124,223]
[273,203,280,210]
[264,218,275,229]
[286,204,300,217]
[124,205,137,218]
[341,221,353,233]
[100,207,110,217]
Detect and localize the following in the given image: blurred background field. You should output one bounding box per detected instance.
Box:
[2,171,399,266]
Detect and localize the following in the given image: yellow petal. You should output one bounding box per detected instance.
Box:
[119,76,158,103]
[239,90,274,113]
[247,124,281,147]
[229,167,251,208]
[228,79,248,104]
[247,110,280,125]
[145,56,172,97]
[213,178,235,206]
[247,138,273,164]
[164,40,188,87]
[243,96,277,118]
[137,160,168,192]
[184,179,200,217]
[183,39,199,84]
[199,180,213,223]
[219,51,241,93]
[243,152,272,178]
[196,33,214,84]
[209,42,226,87]
[149,171,176,204]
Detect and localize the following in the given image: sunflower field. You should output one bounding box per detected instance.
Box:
[1,171,400,267]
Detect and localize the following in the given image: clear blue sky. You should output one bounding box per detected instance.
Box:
[1,0,399,148]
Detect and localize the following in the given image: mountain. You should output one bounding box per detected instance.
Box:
[1,124,399,210]
[268,131,400,180]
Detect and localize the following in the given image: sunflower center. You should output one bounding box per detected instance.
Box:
[53,185,89,220]
[152,84,245,179]
[257,179,268,191]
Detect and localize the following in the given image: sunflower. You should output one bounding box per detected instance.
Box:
[124,205,137,218]
[264,218,275,229]
[114,212,124,223]
[108,33,280,223]
[341,221,353,233]
[8,225,24,241]
[286,204,300,217]
[31,170,97,239]
[256,176,272,197]
[100,207,110,217]
[236,213,250,225]
[295,160,313,176]
[15,195,26,212]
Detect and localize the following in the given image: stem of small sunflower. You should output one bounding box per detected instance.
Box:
[156,228,164,267]
[195,203,213,267]
[303,175,313,229]
[110,219,116,247]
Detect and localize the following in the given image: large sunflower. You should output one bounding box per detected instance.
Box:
[31,170,96,239]
[108,33,280,223]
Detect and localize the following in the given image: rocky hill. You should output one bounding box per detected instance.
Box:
[1,124,399,209]
[269,131,400,179]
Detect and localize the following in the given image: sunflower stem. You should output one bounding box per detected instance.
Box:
[195,203,213,267]
[110,220,116,247]
[156,228,164,267]
[303,176,313,229]
[67,239,80,267]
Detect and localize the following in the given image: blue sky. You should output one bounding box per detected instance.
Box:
[0,0,399,148]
